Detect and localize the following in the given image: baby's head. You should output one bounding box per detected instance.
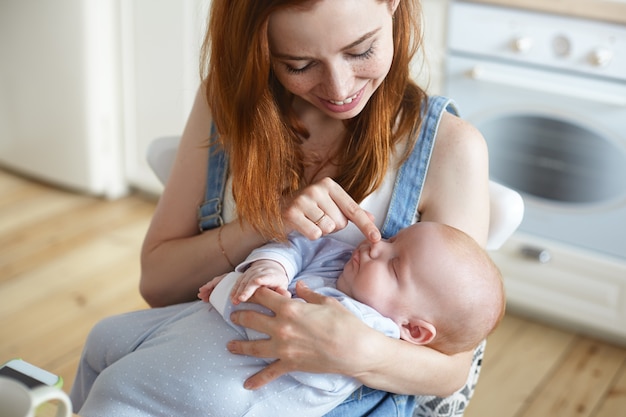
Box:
[337,221,505,355]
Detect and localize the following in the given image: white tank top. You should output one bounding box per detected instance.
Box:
[222,147,403,247]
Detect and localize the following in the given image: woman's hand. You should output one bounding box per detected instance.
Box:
[227,281,473,395]
[227,281,370,389]
[283,177,380,243]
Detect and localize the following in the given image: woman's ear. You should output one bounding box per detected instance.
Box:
[389,0,401,14]
[399,319,436,346]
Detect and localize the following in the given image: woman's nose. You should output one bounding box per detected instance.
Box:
[322,61,353,100]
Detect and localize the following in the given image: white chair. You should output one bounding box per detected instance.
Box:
[147,136,524,250]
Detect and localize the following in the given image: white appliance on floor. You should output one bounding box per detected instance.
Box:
[0,0,210,198]
[0,1,125,198]
[445,1,626,344]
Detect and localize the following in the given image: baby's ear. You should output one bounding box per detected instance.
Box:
[399,319,436,346]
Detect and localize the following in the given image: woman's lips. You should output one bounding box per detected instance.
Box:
[321,87,364,113]
[328,91,359,106]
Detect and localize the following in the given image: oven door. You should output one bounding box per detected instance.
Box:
[445,55,626,260]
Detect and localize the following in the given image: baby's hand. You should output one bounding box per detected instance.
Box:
[198,274,227,302]
[231,259,290,304]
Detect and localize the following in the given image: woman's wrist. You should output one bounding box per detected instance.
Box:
[217,220,267,269]
[346,325,396,380]
[347,328,473,396]
[217,225,236,269]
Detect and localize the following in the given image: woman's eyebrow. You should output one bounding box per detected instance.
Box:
[271,27,381,61]
[341,28,380,52]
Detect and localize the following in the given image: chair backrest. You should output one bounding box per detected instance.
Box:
[146,135,180,186]
[147,136,524,250]
[486,180,524,250]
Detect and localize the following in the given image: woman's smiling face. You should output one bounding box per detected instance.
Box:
[268,0,397,119]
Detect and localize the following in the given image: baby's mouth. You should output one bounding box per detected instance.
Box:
[351,249,361,268]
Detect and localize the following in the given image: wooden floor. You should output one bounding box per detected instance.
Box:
[1,168,625,417]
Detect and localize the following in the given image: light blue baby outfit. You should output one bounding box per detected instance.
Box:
[70,96,485,417]
[72,235,399,417]
[210,233,400,400]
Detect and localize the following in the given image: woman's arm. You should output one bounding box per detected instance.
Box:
[418,111,490,245]
[227,112,490,395]
[140,87,266,307]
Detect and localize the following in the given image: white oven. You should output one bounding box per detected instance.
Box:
[445,1,626,344]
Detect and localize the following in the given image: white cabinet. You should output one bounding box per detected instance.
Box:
[0,0,211,197]
[491,232,626,345]
[0,0,126,198]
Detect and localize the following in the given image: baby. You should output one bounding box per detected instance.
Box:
[200,221,505,357]
[71,222,504,417]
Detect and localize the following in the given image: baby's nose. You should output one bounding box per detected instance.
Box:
[368,241,383,259]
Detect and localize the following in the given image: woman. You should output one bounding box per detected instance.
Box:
[72,0,490,415]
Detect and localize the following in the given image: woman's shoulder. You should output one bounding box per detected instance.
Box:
[434,110,487,171]
[418,107,490,241]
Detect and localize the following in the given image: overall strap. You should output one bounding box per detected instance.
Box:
[380,96,459,238]
[197,125,229,232]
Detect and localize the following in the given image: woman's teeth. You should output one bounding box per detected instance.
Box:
[329,93,358,106]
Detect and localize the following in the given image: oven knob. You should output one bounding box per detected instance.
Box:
[553,35,571,58]
[511,36,533,53]
[588,48,614,67]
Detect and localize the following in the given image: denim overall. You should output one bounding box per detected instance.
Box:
[197,96,485,417]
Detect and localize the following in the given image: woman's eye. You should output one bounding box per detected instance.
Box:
[283,60,314,75]
[285,63,309,75]
[281,45,374,74]
[350,46,375,60]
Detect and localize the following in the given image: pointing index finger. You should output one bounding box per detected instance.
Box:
[329,185,381,242]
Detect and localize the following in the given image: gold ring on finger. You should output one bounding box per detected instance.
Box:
[313,213,327,226]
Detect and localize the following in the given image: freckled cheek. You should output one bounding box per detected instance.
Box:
[354,56,392,82]
[274,74,317,97]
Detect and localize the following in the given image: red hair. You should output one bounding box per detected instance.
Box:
[202,0,427,239]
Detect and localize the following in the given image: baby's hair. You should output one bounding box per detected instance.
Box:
[428,223,505,355]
